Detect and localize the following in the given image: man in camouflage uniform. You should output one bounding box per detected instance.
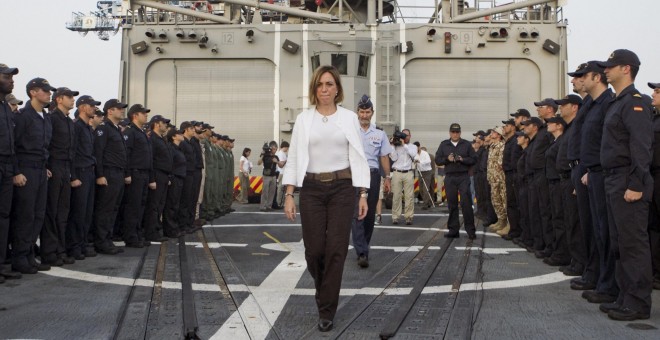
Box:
[201,129,217,221]
[487,126,508,233]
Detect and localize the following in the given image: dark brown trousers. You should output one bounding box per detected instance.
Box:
[300,177,355,321]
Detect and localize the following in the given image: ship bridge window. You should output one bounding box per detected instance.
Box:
[311,55,320,71]
[357,55,369,77]
[331,54,348,75]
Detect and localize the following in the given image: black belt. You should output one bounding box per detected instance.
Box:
[76,165,95,172]
[568,160,580,169]
[587,165,603,173]
[370,168,380,173]
[603,167,627,176]
[393,169,410,173]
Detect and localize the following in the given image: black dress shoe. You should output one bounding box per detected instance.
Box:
[543,256,570,266]
[83,248,97,257]
[59,255,75,265]
[125,241,144,248]
[13,264,38,275]
[582,290,616,304]
[33,263,51,271]
[534,249,552,259]
[147,236,169,242]
[0,275,4,283]
[73,254,85,261]
[318,319,333,332]
[608,307,650,321]
[653,279,660,290]
[467,233,477,240]
[501,234,513,241]
[599,302,621,314]
[357,255,369,268]
[0,269,22,280]
[96,247,120,255]
[570,280,596,291]
[444,232,459,238]
[560,266,583,277]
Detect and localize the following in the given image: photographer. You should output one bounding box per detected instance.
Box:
[389,129,417,225]
[435,123,478,239]
[258,141,279,212]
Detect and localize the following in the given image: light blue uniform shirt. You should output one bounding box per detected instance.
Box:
[360,124,393,169]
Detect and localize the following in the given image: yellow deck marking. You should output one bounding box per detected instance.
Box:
[262,232,291,252]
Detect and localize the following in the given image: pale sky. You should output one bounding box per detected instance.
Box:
[1,0,658,102]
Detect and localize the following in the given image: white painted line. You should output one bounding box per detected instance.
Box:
[185,242,248,248]
[371,246,442,252]
[206,224,302,228]
[454,247,528,255]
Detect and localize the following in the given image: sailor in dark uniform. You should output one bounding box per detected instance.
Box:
[93,99,128,255]
[435,123,477,239]
[41,87,79,266]
[579,62,619,304]
[121,104,153,248]
[501,118,523,240]
[179,122,198,233]
[0,63,21,281]
[647,82,660,290]
[162,127,187,238]
[66,95,101,260]
[142,115,171,242]
[11,78,54,274]
[598,49,653,321]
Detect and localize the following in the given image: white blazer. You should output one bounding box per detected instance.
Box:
[282,106,371,188]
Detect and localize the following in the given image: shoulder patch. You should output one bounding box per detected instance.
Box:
[123,135,129,140]
[633,106,644,112]
[97,130,104,136]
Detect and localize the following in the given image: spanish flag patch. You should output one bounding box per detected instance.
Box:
[634,106,644,111]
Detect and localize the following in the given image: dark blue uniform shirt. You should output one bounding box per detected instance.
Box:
[435,138,477,174]
[170,143,187,178]
[527,126,551,170]
[181,138,196,173]
[72,118,96,181]
[123,122,153,176]
[503,135,522,172]
[580,89,614,168]
[150,133,173,174]
[190,136,204,170]
[556,121,572,172]
[545,135,560,180]
[600,84,653,192]
[48,108,76,175]
[94,119,127,178]
[0,100,15,159]
[566,95,592,162]
[15,102,52,174]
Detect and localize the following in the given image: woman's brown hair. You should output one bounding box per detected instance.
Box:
[308,65,344,106]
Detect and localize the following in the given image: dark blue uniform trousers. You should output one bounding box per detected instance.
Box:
[572,164,599,284]
[41,161,72,261]
[605,170,653,314]
[66,166,95,257]
[587,170,618,296]
[351,169,381,258]
[445,173,475,235]
[0,161,13,268]
[11,163,47,267]
[94,167,125,250]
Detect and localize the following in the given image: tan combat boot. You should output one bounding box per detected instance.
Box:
[488,220,505,232]
[496,223,510,236]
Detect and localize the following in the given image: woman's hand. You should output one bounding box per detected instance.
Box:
[357,197,368,220]
[284,195,297,221]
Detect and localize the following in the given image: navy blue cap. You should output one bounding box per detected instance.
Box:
[554,94,583,106]
[357,94,373,109]
[26,78,56,92]
[510,109,531,118]
[514,130,526,137]
[521,117,544,128]
[53,87,79,98]
[598,49,641,68]
[76,95,101,107]
[449,123,461,132]
[149,115,170,124]
[534,98,558,110]
[0,63,18,75]
[545,114,566,127]
[103,99,128,113]
[502,118,515,126]
[648,82,660,89]
[567,62,588,77]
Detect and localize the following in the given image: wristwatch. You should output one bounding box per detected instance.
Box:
[359,192,368,198]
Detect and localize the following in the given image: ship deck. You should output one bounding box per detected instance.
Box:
[1,203,659,339]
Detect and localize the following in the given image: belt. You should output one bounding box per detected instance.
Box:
[393,169,410,173]
[568,160,580,169]
[587,165,603,173]
[558,171,571,180]
[603,166,627,176]
[305,168,352,182]
[77,165,95,172]
[131,168,150,174]
[370,168,380,173]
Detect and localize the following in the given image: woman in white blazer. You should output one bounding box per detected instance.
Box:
[282,65,370,332]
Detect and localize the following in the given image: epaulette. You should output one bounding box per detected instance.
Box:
[100,122,106,126]
[633,93,642,98]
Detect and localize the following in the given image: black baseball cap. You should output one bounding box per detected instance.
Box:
[191,121,204,127]
[76,95,102,107]
[502,118,516,126]
[118,118,130,127]
[226,136,235,142]
[597,49,641,68]
[533,98,558,110]
[0,63,18,75]
[53,87,79,98]
[5,94,22,105]
[514,130,526,137]
[128,104,150,116]
[554,94,583,106]
[648,82,660,89]
[202,123,214,130]
[510,109,531,118]
[545,115,566,127]
[521,117,544,128]
[103,99,128,113]
[26,78,56,92]
[357,94,373,109]
[149,114,170,124]
[94,108,104,117]
[472,130,486,137]
[449,123,461,132]
[567,62,588,77]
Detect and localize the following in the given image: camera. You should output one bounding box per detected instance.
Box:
[392,130,407,146]
[261,142,271,156]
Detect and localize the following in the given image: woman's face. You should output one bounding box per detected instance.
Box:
[316,72,337,106]
[246,150,251,157]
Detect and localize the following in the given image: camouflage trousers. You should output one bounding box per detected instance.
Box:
[488,176,507,224]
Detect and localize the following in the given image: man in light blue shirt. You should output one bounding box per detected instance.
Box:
[352,95,393,268]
